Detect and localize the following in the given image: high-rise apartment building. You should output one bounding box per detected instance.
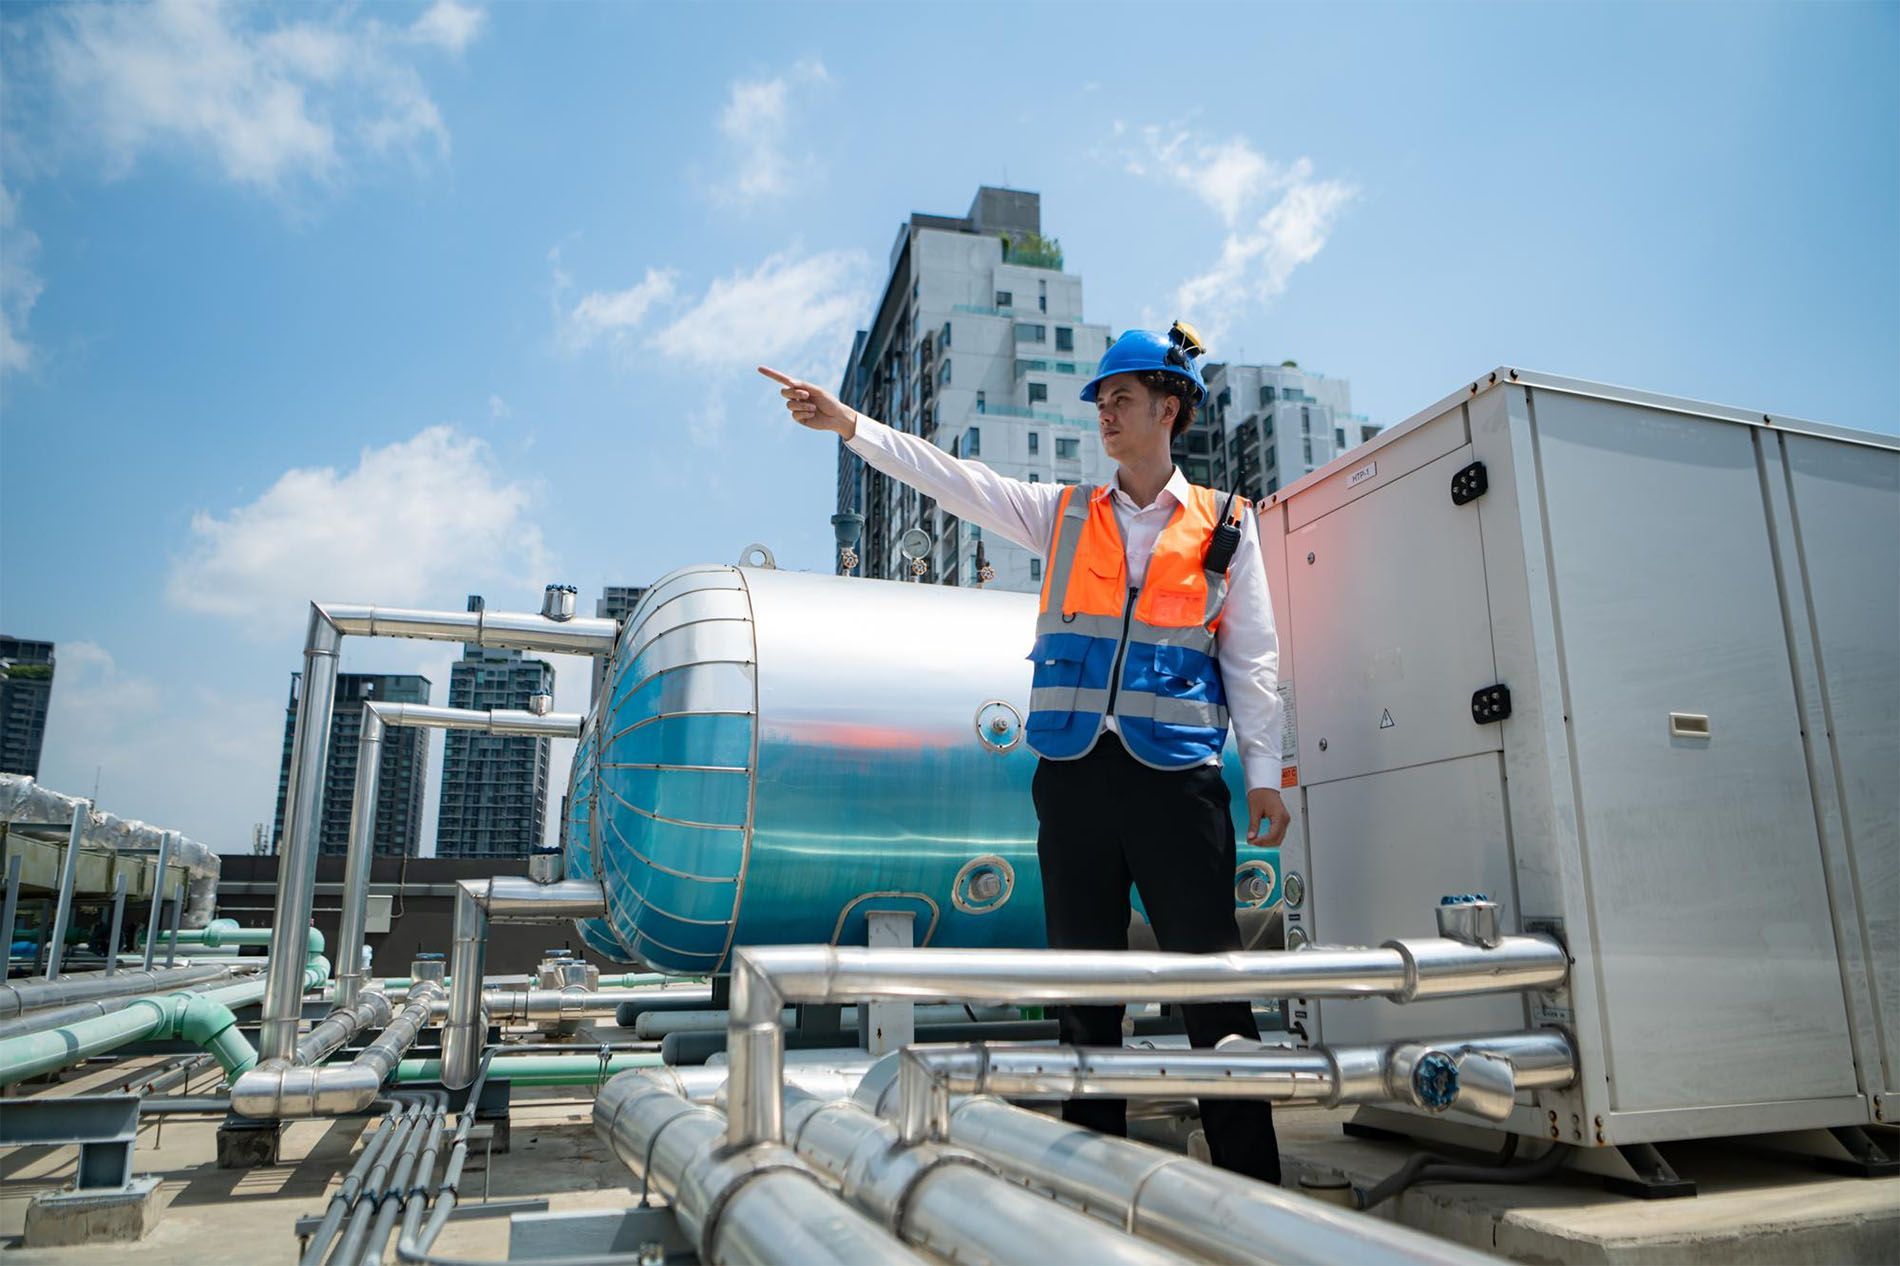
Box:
[0,637,55,777]
[837,187,1115,594]
[1183,361,1380,502]
[435,595,555,858]
[272,672,431,857]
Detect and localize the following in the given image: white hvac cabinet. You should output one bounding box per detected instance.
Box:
[1261,370,1897,1165]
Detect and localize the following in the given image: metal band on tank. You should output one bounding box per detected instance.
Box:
[714,565,767,973]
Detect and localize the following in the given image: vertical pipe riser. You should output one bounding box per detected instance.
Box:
[142,833,173,973]
[334,709,385,1010]
[261,609,342,1062]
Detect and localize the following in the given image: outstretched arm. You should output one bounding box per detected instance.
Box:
[760,366,1064,553]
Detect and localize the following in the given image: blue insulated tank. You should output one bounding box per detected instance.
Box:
[563,564,1282,972]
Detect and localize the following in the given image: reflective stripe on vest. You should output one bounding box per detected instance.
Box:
[1026,481,1241,769]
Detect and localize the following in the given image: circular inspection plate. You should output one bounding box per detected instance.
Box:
[952,855,1015,915]
[974,700,1023,753]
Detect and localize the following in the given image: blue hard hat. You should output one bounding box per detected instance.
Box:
[1080,321,1208,404]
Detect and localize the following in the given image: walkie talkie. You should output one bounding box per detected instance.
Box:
[1203,487,1244,575]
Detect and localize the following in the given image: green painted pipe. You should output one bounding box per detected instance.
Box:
[149,920,325,956]
[0,957,330,1086]
[394,1052,662,1086]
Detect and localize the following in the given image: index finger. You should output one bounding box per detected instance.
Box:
[757,365,799,388]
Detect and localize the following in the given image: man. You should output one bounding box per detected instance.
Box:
[759,321,1290,1184]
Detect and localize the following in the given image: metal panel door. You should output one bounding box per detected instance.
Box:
[1285,445,1502,787]
[1306,752,1526,1046]
[1530,392,1857,1112]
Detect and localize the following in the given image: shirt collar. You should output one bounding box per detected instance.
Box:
[1098,466,1192,512]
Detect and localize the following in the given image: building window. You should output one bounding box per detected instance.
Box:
[1038,280,1048,312]
[1027,432,1040,455]
[1335,427,1347,449]
[1056,437,1080,460]
[1362,425,1379,443]
[1055,361,1075,375]
[1030,558,1042,581]
[1301,406,1311,433]
[1259,385,1275,406]
[1303,438,1313,464]
[1015,323,1047,343]
[975,391,986,414]
[1055,326,1073,351]
[939,360,952,385]
[1029,472,1040,482]
[995,290,1013,308]
[941,321,952,348]
[1028,382,1048,404]
[965,427,981,456]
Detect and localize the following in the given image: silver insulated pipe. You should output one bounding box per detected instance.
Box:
[594,1070,925,1265]
[231,981,444,1118]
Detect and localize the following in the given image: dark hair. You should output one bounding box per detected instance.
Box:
[1136,370,1198,440]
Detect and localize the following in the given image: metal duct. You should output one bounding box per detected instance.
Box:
[783,1087,1189,1266]
[230,981,444,1118]
[0,775,222,927]
[266,597,613,1061]
[0,963,249,1020]
[439,876,609,1088]
[332,705,585,1009]
[723,932,1570,1147]
[938,1096,1507,1266]
[594,1070,925,1266]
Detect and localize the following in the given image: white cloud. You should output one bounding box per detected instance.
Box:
[646,248,872,375]
[408,1,486,55]
[167,426,549,636]
[564,267,679,350]
[1121,123,1357,343]
[0,179,44,377]
[714,60,828,206]
[30,0,480,193]
[488,393,511,419]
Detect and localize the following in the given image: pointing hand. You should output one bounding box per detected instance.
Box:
[759,365,858,440]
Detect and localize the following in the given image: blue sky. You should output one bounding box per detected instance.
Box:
[2,1,1895,853]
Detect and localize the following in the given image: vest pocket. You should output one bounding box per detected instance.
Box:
[1027,634,1091,716]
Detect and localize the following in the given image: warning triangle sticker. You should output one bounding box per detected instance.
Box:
[1379,709,1395,729]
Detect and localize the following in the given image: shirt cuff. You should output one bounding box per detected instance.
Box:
[844,412,888,454]
[1242,750,1283,796]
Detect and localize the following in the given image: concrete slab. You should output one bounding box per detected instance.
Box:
[23,1176,161,1247]
[1274,1105,1900,1265]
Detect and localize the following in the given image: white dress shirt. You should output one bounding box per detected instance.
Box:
[845,415,1284,791]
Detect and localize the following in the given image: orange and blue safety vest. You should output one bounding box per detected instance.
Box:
[1026,482,1243,769]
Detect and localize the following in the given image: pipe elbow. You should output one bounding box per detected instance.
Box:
[230,1062,381,1118]
[175,993,258,1079]
[306,954,333,986]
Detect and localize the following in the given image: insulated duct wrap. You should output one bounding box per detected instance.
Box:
[0,775,221,926]
[564,566,1283,970]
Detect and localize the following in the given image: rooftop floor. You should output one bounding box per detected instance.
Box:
[4,1049,1897,1265]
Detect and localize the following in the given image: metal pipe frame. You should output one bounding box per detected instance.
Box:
[724,930,1570,1148]
[266,597,613,1067]
[594,1070,925,1265]
[783,1087,1189,1266]
[893,1030,1578,1145]
[231,981,444,1118]
[42,799,89,978]
[439,876,608,1089]
[333,706,385,1010]
[333,706,583,1011]
[938,1095,1507,1266]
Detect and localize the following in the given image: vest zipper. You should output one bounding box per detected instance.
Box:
[1104,587,1138,718]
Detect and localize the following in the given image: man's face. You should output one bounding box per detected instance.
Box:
[1094,373,1175,465]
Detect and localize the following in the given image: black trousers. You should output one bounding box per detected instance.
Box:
[1032,733,1281,1183]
